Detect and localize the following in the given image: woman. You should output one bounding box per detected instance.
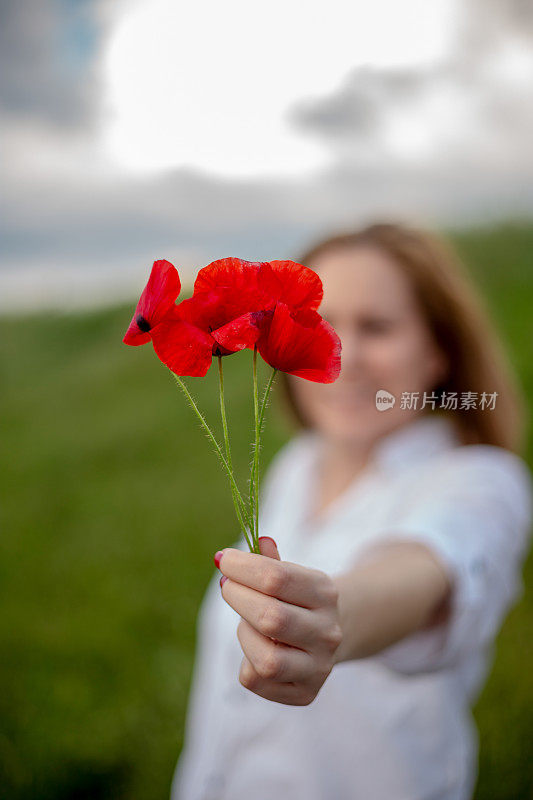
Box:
[171,223,532,800]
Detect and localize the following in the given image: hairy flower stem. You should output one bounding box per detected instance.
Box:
[251,348,260,551]
[217,357,254,548]
[258,367,277,436]
[250,352,278,552]
[173,373,253,551]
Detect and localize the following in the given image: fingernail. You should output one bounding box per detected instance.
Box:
[258,536,277,547]
[214,551,223,569]
[219,575,227,588]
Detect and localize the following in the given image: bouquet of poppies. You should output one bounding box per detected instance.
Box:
[123,257,341,553]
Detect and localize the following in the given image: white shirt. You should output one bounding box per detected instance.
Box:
[171,414,532,800]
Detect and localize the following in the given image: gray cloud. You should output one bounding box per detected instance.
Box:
[287,0,533,172]
[2,159,533,311]
[0,0,104,129]
[458,0,533,50]
[288,66,430,146]
[1,0,533,311]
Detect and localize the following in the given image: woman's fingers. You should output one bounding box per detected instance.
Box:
[236,618,316,683]
[215,546,343,705]
[216,548,338,609]
[239,656,317,706]
[257,536,281,560]
[221,577,319,648]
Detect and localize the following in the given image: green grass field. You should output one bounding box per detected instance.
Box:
[1,223,533,799]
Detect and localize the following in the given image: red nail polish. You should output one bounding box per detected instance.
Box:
[214,551,223,569]
[258,536,277,547]
[219,575,227,588]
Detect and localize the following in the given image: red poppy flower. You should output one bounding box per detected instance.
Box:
[123,259,180,345]
[124,256,341,382]
[194,256,267,295]
[123,256,264,377]
[212,260,342,382]
[205,259,324,350]
[258,259,323,312]
[149,306,215,377]
[150,258,271,376]
[261,303,341,382]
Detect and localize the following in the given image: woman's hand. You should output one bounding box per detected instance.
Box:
[215,537,343,706]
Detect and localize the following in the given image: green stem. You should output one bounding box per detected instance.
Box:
[258,367,277,434]
[252,348,260,551]
[251,366,277,546]
[218,356,233,471]
[248,362,278,552]
[217,357,253,549]
[173,373,253,549]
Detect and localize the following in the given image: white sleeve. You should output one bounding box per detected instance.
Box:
[363,446,532,674]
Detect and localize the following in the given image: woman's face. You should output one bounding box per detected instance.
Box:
[289,244,448,448]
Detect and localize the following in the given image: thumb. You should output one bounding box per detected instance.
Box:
[258,536,281,560]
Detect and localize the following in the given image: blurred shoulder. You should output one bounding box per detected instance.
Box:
[427,442,532,521]
[438,442,531,485]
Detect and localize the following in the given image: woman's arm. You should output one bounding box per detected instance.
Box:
[332,540,452,663]
[216,537,451,705]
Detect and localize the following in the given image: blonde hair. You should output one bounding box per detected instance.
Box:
[280,222,527,454]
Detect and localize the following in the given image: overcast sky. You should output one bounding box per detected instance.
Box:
[1,0,532,310]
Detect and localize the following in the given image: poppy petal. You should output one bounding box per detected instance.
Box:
[175,292,234,332]
[259,260,323,312]
[139,259,181,325]
[176,289,271,338]
[211,310,271,352]
[151,318,214,377]
[123,321,152,346]
[194,257,266,295]
[258,303,341,383]
[123,259,181,345]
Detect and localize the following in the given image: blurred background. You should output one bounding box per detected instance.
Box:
[1,0,532,797]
